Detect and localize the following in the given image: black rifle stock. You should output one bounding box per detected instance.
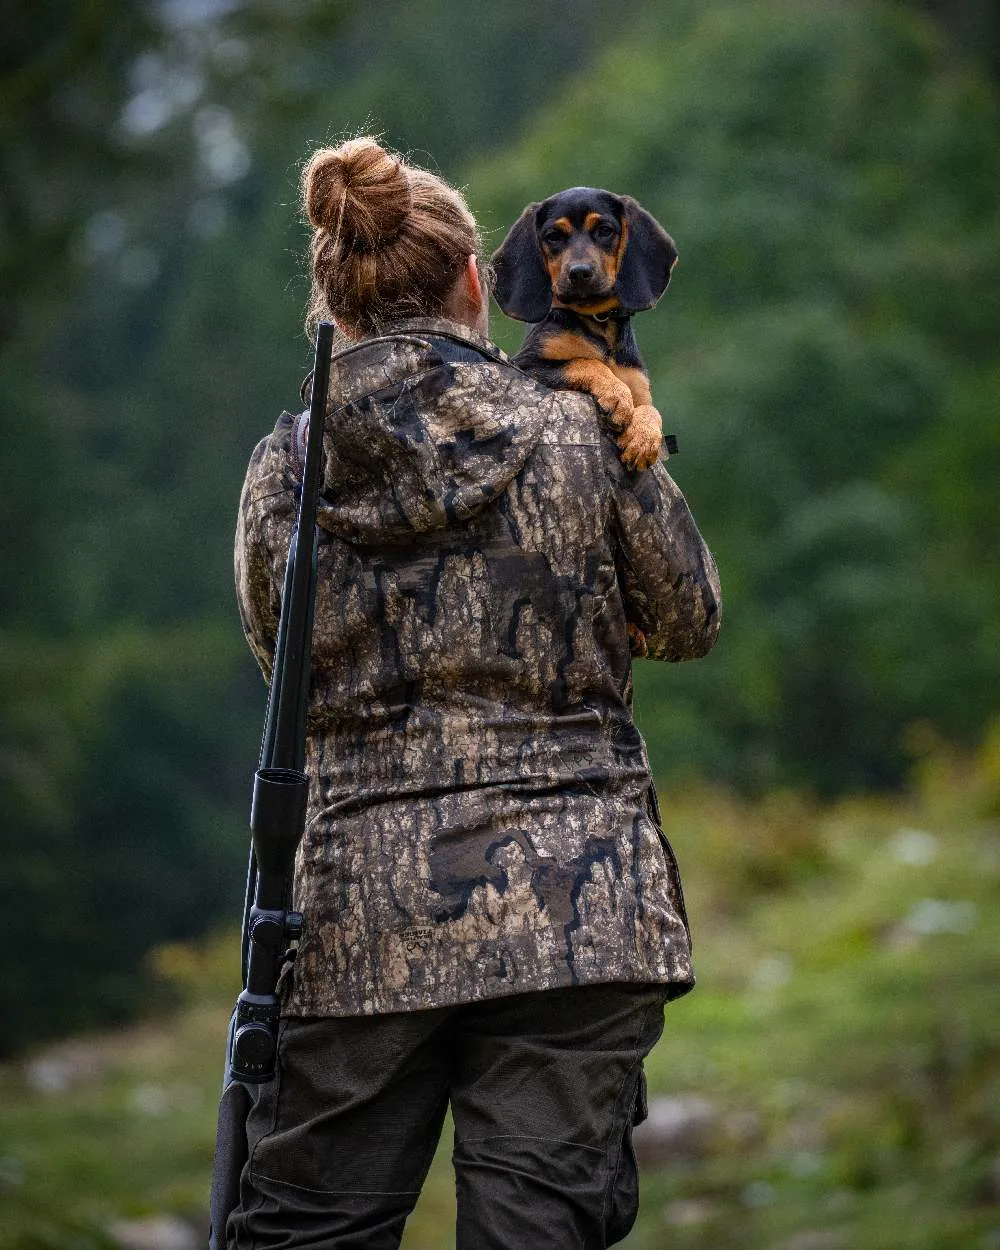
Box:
[208,321,334,1249]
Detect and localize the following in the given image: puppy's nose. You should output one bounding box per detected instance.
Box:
[567,263,594,283]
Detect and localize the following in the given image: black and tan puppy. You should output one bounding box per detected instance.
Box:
[492,187,678,470]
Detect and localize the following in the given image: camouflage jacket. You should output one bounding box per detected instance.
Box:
[234,316,721,1017]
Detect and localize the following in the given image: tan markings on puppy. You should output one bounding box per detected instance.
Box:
[610,364,653,407]
[628,622,649,657]
[615,216,629,270]
[537,330,605,362]
[617,403,663,470]
[598,216,627,284]
[560,359,635,428]
[542,218,574,288]
[583,211,603,231]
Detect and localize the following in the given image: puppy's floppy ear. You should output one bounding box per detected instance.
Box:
[491,202,552,323]
[614,196,678,314]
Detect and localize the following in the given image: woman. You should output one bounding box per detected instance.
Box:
[231,136,720,1249]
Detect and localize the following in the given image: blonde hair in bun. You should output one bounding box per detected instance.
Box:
[301,136,483,337]
[302,137,412,251]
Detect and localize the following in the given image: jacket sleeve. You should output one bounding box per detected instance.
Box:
[233,424,300,683]
[608,455,722,662]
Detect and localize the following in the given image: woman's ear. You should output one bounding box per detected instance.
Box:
[491,202,552,323]
[614,197,678,314]
[464,253,484,308]
[461,253,489,334]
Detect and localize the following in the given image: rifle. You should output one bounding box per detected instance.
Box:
[208,320,335,1249]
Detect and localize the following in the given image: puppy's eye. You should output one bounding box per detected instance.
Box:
[593,223,616,243]
[542,230,566,247]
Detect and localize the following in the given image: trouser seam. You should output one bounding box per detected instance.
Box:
[252,1173,422,1197]
[598,996,659,1236]
[457,1133,604,1153]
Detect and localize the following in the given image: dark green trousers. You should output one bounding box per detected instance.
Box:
[227,982,666,1249]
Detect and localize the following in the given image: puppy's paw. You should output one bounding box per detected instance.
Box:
[628,622,649,658]
[617,403,663,470]
[592,376,635,428]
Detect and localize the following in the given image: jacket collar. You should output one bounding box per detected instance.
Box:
[382,316,509,364]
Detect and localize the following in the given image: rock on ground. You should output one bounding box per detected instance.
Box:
[107,1215,200,1250]
[633,1093,719,1161]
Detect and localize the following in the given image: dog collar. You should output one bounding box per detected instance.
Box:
[550,305,631,326]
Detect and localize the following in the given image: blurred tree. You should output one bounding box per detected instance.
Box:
[1,2,156,341]
[910,0,1000,78]
[1,0,352,343]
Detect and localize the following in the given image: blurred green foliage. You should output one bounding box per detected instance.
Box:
[1,742,997,1247]
[475,0,1000,793]
[1,0,998,1066]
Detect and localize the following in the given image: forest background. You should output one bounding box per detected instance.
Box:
[2,1,999,1247]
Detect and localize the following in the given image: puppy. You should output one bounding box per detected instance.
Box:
[492,187,678,470]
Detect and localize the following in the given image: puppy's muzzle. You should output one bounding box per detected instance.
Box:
[557,262,610,303]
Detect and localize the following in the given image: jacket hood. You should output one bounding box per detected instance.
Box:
[313,318,554,545]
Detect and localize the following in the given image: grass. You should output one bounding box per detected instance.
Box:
[1,738,998,1249]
